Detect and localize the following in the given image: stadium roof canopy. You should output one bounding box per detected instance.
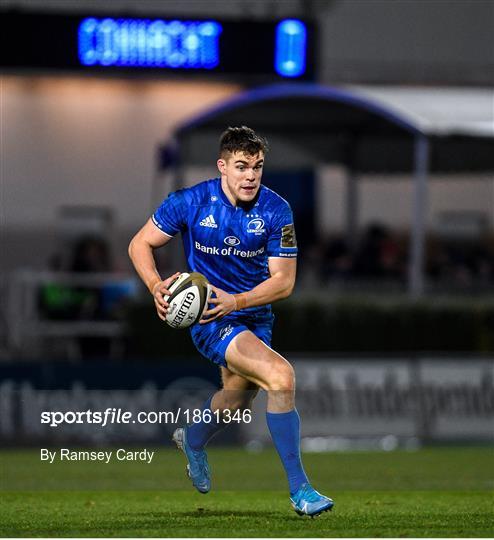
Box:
[157,83,494,296]
[159,83,494,174]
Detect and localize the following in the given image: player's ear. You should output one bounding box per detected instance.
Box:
[217,158,227,175]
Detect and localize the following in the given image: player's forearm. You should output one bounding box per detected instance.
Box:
[128,238,162,294]
[235,273,294,310]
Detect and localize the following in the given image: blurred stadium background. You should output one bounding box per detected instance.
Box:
[1,0,493,454]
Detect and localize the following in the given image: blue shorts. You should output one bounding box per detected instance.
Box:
[190,316,273,368]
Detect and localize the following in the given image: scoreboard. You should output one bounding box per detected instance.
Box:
[1,11,315,80]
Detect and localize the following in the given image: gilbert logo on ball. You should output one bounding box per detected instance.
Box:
[163,272,211,329]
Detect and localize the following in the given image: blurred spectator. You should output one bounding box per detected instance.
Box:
[70,235,112,274]
[40,235,114,321]
[317,223,493,290]
[353,223,404,280]
[427,237,494,288]
[39,235,117,359]
[321,238,353,281]
[69,235,113,320]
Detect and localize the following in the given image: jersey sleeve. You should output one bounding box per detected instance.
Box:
[266,202,298,258]
[152,190,188,236]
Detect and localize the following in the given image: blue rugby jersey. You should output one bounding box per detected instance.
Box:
[152,177,297,321]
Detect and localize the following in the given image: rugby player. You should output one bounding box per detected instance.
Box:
[128,126,333,517]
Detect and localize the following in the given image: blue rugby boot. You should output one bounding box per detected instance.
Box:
[172,427,210,494]
[290,483,334,517]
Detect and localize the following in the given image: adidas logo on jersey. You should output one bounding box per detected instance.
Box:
[199,215,218,228]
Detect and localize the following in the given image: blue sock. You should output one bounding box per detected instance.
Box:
[266,409,309,495]
[186,396,225,450]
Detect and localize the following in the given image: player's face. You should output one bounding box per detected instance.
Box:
[217,151,264,205]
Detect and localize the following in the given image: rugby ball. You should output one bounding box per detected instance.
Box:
[164,272,211,329]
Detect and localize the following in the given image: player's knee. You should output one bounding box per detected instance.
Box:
[267,363,295,393]
[224,402,249,415]
[237,391,258,411]
[227,389,258,412]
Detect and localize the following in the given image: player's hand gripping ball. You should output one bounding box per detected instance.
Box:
[163,272,212,329]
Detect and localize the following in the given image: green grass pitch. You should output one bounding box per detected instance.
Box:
[1,447,493,537]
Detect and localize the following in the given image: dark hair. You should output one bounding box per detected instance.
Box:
[219,126,268,158]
